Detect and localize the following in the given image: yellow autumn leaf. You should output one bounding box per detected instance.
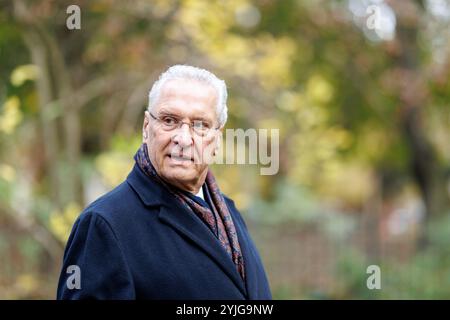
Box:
[0,96,23,134]
[10,64,39,86]
[0,163,16,182]
[306,74,334,104]
[15,274,39,293]
[95,152,134,187]
[49,202,82,243]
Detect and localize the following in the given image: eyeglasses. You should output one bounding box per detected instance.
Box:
[149,112,220,137]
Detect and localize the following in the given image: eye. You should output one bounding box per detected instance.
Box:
[161,116,178,126]
[193,120,210,130]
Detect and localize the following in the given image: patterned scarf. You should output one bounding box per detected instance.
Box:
[134,143,245,281]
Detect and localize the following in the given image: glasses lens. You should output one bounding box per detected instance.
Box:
[160,116,179,130]
[155,115,214,136]
[193,120,211,136]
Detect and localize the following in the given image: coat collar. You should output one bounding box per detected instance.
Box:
[126,164,248,298]
[126,163,165,207]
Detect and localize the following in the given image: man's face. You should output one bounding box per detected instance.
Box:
[143,78,222,193]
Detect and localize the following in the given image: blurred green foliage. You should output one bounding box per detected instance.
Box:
[0,0,449,299]
[335,213,450,299]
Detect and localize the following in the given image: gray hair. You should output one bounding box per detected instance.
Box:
[148,65,228,127]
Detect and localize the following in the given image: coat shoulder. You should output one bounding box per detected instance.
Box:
[80,181,146,226]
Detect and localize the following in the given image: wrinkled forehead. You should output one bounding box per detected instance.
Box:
[157,78,218,109]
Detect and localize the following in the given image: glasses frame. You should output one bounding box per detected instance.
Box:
[148,111,220,137]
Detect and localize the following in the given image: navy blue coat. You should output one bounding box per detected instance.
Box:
[56,164,272,300]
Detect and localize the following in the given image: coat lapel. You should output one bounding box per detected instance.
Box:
[126,164,247,298]
[158,201,248,298]
[229,205,258,299]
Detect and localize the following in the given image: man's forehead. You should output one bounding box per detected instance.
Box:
[159,78,218,101]
[153,79,219,120]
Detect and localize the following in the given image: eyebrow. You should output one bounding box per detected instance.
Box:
[192,116,211,123]
[158,108,212,123]
[158,111,181,118]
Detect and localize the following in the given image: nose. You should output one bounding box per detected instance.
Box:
[172,123,193,148]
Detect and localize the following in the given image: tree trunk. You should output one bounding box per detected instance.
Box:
[392,0,450,248]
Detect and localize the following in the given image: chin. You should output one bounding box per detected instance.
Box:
[162,167,198,184]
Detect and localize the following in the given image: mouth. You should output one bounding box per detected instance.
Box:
[167,154,194,163]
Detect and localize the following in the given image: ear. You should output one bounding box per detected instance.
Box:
[143,111,150,140]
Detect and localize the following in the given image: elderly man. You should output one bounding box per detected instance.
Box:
[56,65,272,300]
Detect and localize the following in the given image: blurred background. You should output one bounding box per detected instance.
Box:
[0,0,449,299]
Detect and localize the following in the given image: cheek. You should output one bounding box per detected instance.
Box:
[147,132,171,162]
[195,136,217,157]
[150,131,170,149]
[196,136,210,149]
